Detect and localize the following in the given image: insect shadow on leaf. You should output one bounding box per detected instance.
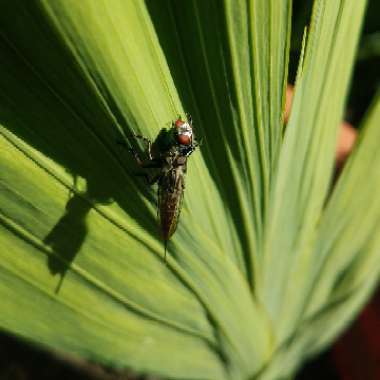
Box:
[0,1,189,292]
[44,175,112,293]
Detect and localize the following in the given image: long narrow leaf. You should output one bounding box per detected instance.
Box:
[258,0,367,344]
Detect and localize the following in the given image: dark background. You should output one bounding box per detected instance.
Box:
[1,1,379,379]
[289,0,380,127]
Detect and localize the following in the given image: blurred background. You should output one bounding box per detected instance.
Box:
[1,1,379,379]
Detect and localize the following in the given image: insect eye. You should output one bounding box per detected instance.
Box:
[177,134,191,145]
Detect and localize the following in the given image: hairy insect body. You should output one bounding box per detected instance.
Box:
[128,115,198,259]
[151,128,176,158]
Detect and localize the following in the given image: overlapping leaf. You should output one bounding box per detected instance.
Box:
[258,0,368,344]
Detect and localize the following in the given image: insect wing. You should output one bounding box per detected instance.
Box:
[158,169,185,240]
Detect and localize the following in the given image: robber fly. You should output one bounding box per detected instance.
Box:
[129,115,199,260]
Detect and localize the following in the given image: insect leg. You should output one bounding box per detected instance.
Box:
[129,146,145,167]
[134,171,161,185]
[127,143,157,165]
[194,138,202,147]
[147,172,161,185]
[185,112,192,125]
[132,133,153,160]
[117,140,129,149]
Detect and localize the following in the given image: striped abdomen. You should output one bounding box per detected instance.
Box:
[158,163,186,240]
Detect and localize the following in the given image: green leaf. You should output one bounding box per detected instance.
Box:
[0,1,280,378]
[305,91,380,318]
[256,93,380,380]
[0,0,378,379]
[258,0,368,343]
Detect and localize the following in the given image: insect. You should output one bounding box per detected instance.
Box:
[129,115,199,260]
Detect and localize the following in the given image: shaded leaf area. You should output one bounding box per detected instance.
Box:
[0,331,158,380]
[0,1,158,248]
[146,0,291,284]
[0,1,272,379]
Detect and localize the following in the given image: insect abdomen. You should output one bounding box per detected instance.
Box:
[159,185,183,240]
[158,166,185,240]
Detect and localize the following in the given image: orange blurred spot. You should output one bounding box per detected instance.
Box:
[284,85,357,166]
